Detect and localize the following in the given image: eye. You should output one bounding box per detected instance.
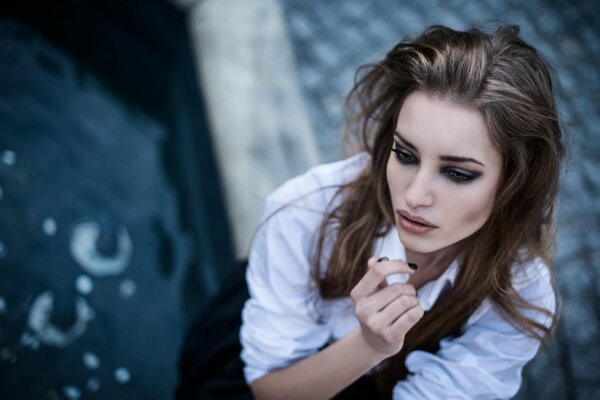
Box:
[443,168,479,184]
[391,144,418,165]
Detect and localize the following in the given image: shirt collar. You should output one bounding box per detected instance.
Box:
[374,227,459,312]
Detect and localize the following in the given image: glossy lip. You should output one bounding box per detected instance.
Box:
[397,213,437,235]
[397,209,438,228]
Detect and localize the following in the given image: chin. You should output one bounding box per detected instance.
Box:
[396,230,446,254]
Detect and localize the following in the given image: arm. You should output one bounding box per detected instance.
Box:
[250,328,383,400]
[249,257,423,400]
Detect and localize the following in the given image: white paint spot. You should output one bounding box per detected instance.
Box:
[87,377,100,391]
[20,331,41,350]
[83,352,100,369]
[43,218,57,236]
[63,385,81,400]
[27,291,94,348]
[119,280,137,298]
[114,367,131,383]
[0,240,5,258]
[1,150,16,166]
[70,221,132,277]
[75,275,93,295]
[82,304,95,320]
[0,297,6,313]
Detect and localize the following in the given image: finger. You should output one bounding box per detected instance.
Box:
[366,256,386,290]
[369,256,390,289]
[352,260,417,299]
[367,256,384,269]
[388,304,425,338]
[357,283,417,316]
[376,294,419,326]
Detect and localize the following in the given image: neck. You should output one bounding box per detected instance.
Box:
[405,242,463,274]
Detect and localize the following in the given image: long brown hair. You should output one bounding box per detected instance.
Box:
[310,25,565,396]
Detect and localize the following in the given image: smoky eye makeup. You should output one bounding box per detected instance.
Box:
[442,167,481,184]
[391,142,417,164]
[391,141,482,184]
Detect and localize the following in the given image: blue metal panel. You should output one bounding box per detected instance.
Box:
[0,1,235,398]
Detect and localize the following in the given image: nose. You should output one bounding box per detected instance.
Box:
[405,168,434,208]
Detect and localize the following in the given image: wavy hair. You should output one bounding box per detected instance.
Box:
[310,25,565,396]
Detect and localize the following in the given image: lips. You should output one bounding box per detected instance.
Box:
[397,210,437,235]
[397,210,437,228]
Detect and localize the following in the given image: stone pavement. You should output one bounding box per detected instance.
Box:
[279,0,600,398]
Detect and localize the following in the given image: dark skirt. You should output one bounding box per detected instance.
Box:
[176,264,385,400]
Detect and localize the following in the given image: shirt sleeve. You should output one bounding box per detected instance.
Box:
[239,177,334,385]
[392,261,556,400]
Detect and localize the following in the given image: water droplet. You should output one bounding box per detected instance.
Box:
[83,351,100,369]
[0,240,6,258]
[63,385,81,400]
[75,275,93,295]
[87,377,100,391]
[119,280,137,298]
[43,218,57,236]
[1,150,16,166]
[114,367,131,383]
[0,297,6,313]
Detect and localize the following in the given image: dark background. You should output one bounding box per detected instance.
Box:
[0,0,234,398]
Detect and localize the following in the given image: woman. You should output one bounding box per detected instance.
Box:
[240,25,564,399]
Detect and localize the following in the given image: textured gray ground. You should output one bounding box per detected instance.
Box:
[279,0,600,398]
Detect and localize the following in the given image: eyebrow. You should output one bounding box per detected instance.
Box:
[394,131,485,167]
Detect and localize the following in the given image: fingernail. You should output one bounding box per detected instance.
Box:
[408,263,418,270]
[377,256,389,262]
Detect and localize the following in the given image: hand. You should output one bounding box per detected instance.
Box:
[350,257,424,359]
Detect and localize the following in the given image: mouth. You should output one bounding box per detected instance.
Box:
[397,210,437,234]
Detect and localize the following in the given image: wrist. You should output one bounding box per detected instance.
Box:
[349,328,389,366]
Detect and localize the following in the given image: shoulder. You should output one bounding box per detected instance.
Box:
[264,152,370,214]
[250,152,370,271]
[512,255,552,288]
[512,256,555,304]
[466,255,557,329]
[512,255,557,318]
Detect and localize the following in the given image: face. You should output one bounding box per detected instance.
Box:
[386,91,502,255]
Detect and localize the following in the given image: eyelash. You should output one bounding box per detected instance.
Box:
[391,143,480,184]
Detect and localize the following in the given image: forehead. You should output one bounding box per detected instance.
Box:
[396,91,500,162]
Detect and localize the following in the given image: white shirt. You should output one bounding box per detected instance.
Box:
[240,153,555,399]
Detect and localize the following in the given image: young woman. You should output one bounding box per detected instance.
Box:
[240,25,564,399]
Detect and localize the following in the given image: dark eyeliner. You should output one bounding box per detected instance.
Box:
[392,141,418,164]
[443,167,481,184]
[392,141,481,184]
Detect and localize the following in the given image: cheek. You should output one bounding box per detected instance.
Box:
[460,206,489,226]
[455,189,496,229]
